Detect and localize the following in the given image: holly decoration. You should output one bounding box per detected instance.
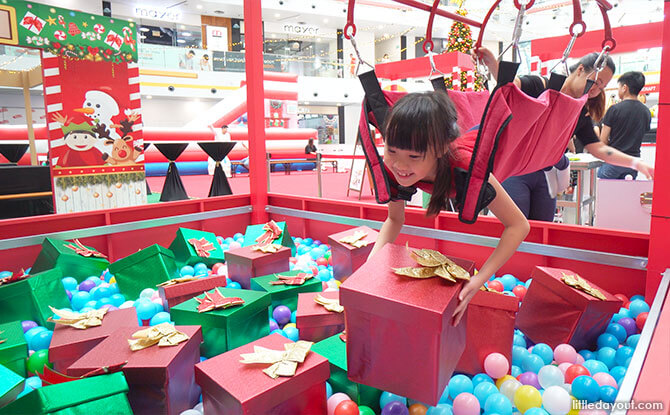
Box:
[56,172,145,190]
[444,6,485,92]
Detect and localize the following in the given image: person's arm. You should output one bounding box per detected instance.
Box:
[452,175,530,325]
[474,47,522,88]
[599,124,611,145]
[584,141,654,179]
[368,200,405,259]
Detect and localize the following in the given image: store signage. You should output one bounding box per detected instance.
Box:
[264,22,335,38]
[206,25,228,51]
[641,84,659,94]
[282,24,319,35]
[134,6,182,22]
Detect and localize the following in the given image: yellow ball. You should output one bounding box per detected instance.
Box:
[109,276,116,284]
[283,323,297,329]
[495,375,515,389]
[335,280,342,287]
[514,385,542,414]
[567,396,580,415]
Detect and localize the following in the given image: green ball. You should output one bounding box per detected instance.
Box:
[27,349,52,375]
[358,406,375,415]
[324,251,331,260]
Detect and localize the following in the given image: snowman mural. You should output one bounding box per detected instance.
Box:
[74,90,121,155]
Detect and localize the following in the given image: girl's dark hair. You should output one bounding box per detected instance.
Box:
[384,91,460,216]
[586,89,606,122]
[568,52,615,74]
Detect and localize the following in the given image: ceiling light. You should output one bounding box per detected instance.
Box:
[196,4,203,9]
[304,101,310,105]
[146,95,152,99]
[323,18,329,23]
[180,25,186,29]
[177,39,186,43]
[140,27,150,32]
[275,13,281,18]
[182,32,192,37]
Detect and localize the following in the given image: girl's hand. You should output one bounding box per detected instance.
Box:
[474,47,497,69]
[451,279,480,326]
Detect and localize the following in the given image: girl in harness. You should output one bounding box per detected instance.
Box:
[368,91,530,326]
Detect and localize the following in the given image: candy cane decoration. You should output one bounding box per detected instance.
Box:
[54,30,67,41]
[57,15,65,27]
[122,27,136,51]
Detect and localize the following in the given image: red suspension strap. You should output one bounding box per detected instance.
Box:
[344,0,356,39]
[474,0,503,51]
[596,0,616,51]
[423,0,441,54]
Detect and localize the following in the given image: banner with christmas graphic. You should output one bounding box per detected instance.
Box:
[0,1,137,63]
[42,52,146,213]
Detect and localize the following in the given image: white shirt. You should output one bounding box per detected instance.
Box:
[214,130,231,142]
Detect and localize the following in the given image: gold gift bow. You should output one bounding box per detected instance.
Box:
[314,294,344,313]
[338,231,370,248]
[561,272,606,301]
[251,243,283,253]
[156,276,201,287]
[47,306,107,329]
[128,322,190,351]
[240,340,313,379]
[393,243,470,283]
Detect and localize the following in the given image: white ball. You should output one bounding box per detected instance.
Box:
[499,379,522,402]
[140,288,155,299]
[193,403,204,413]
[542,385,572,415]
[228,241,242,250]
[119,300,135,309]
[180,410,201,415]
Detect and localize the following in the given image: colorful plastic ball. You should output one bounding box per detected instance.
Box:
[380,392,408,409]
[78,280,96,292]
[25,376,42,390]
[495,375,516,389]
[109,293,126,307]
[93,286,113,301]
[29,330,53,351]
[610,365,626,381]
[512,285,527,300]
[487,280,504,292]
[557,362,572,375]
[513,335,527,348]
[517,371,541,390]
[499,274,516,291]
[617,307,632,318]
[564,365,590,383]
[499,378,522,402]
[452,392,479,415]
[82,300,98,310]
[27,349,52,375]
[227,281,241,289]
[538,365,564,389]
[614,293,629,303]
[626,334,641,348]
[630,294,645,302]
[448,374,474,398]
[382,401,410,415]
[138,288,154,300]
[599,385,618,403]
[119,300,135,309]
[512,346,529,367]
[571,375,600,403]
[272,305,292,325]
[628,299,650,318]
[636,312,648,331]
[180,410,201,415]
[100,305,118,312]
[596,333,619,349]
[229,241,242,250]
[521,353,544,374]
[596,347,617,369]
[409,403,428,415]
[79,307,95,313]
[359,406,376,415]
[270,329,287,338]
[333,400,359,415]
[582,359,607,375]
[541,385,571,415]
[615,346,634,367]
[86,276,102,286]
[150,312,171,326]
[326,381,333,398]
[513,385,541,414]
[21,320,38,333]
[484,352,509,379]
[136,300,157,321]
[578,349,595,361]
[511,365,522,378]
[180,265,195,277]
[194,262,208,272]
[484,393,513,415]
[592,372,617,388]
[426,404,453,415]
[269,319,279,332]
[61,277,78,291]
[327,393,351,415]
[553,344,577,364]
[531,343,553,365]
[317,269,331,282]
[471,373,494,387]
[473,381,497,407]
[525,408,549,415]
[282,326,299,342]
[605,323,627,344]
[24,326,48,344]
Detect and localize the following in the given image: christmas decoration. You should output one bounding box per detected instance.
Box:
[255,220,283,245]
[64,239,108,259]
[128,323,189,351]
[239,340,314,379]
[188,237,216,258]
[195,287,245,313]
[0,269,28,286]
[444,4,485,91]
[269,272,313,286]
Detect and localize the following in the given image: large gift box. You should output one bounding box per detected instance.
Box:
[49,307,139,372]
[312,332,382,412]
[109,244,180,300]
[0,321,28,377]
[195,333,330,414]
[250,270,323,311]
[242,220,296,255]
[169,228,225,266]
[516,266,622,350]
[170,287,271,358]
[225,245,291,289]
[158,275,228,311]
[340,243,473,406]
[0,363,24,408]
[0,268,70,330]
[327,226,379,280]
[455,290,519,375]
[67,325,203,415]
[31,238,110,282]
[0,372,132,415]
[296,291,345,342]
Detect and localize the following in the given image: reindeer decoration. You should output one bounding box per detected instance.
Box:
[94,113,143,165]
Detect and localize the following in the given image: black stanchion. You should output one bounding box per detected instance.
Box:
[198,142,236,197]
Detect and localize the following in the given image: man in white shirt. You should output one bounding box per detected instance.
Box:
[208,125,232,177]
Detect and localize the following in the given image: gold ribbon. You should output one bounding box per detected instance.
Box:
[561,272,606,300]
[48,306,107,329]
[240,340,313,379]
[314,294,344,313]
[128,323,190,351]
[393,243,470,283]
[251,243,283,253]
[156,276,201,287]
[338,231,370,248]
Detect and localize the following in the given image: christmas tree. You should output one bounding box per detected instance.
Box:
[444,4,485,91]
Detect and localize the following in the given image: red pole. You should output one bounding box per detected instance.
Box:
[244,0,268,224]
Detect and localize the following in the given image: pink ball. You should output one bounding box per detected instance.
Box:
[554,344,577,364]
[484,353,509,379]
[327,393,351,415]
[453,392,480,415]
[558,362,572,375]
[151,291,160,300]
[574,354,585,365]
[593,372,618,388]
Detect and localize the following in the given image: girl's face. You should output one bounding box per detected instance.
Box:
[384,145,438,187]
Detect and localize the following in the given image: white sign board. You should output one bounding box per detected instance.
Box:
[263,22,335,38]
[134,6,182,22]
[206,25,228,51]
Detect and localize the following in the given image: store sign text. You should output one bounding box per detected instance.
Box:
[282,24,319,35]
[134,7,182,22]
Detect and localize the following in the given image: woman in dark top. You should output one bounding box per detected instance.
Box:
[475,49,655,221]
[304,138,318,156]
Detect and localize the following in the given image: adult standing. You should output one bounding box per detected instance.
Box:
[208,125,232,177]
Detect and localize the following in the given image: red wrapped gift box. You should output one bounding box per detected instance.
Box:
[225,245,291,289]
[195,333,330,415]
[49,308,138,373]
[327,226,379,281]
[296,291,345,342]
[455,291,519,375]
[516,266,623,350]
[67,326,203,415]
[340,243,473,406]
[158,275,228,310]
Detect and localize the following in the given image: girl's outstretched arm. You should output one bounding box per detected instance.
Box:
[452,175,530,325]
[368,199,406,259]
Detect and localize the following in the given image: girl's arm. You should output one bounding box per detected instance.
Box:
[452,175,530,325]
[368,199,406,259]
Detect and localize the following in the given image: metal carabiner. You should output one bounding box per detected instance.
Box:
[593,43,611,82]
[350,36,374,75]
[472,53,489,80]
[427,51,445,79]
[550,31,579,75]
[498,3,526,63]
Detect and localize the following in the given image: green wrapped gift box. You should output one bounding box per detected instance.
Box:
[169,228,225,267]
[170,287,271,358]
[0,363,24,408]
[109,244,179,300]
[311,333,383,412]
[242,221,296,255]
[0,372,133,415]
[31,238,110,283]
[0,269,70,330]
[0,321,28,378]
[249,270,323,311]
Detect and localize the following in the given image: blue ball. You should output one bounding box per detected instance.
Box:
[270,329,287,338]
[61,277,78,291]
[626,334,641,348]
[29,330,52,351]
[326,381,333,399]
[86,276,102,286]
[109,283,120,294]
[290,311,296,324]
[597,333,619,349]
[380,391,407,409]
[153,301,164,314]
[532,343,553,365]
[233,233,244,240]
[0,271,11,279]
[51,308,71,320]
[511,365,522,377]
[71,291,92,310]
[282,326,299,342]
[25,376,42,390]
[97,298,113,308]
[136,299,156,320]
[611,313,625,323]
[500,274,516,291]
[79,307,95,313]
[309,250,321,260]
[628,300,650,318]
[471,373,494,387]
[610,366,626,382]
[521,353,544,373]
[572,375,600,403]
[448,374,473,398]
[438,385,450,404]
[303,238,313,246]
[92,286,113,301]
[427,404,453,415]
[525,408,549,415]
[617,307,632,319]
[227,281,241,289]
[317,269,331,282]
[615,346,634,367]
[513,335,527,348]
[597,347,617,369]
[512,345,529,367]
[606,323,627,344]
[579,349,595,361]
[600,385,618,403]
[583,359,608,375]
[83,300,98,309]
[484,393,513,415]
[180,266,195,277]
[473,381,498,407]
[294,237,303,244]
[110,293,126,307]
[630,294,645,302]
[194,262,208,272]
[525,278,533,288]
[24,326,48,345]
[150,312,171,326]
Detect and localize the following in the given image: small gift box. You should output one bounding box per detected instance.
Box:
[49,307,139,373]
[516,266,622,350]
[109,244,180,300]
[455,290,519,375]
[195,333,329,415]
[0,321,28,378]
[0,268,70,330]
[250,270,323,311]
[340,243,474,406]
[327,226,379,280]
[0,363,24,408]
[30,238,109,282]
[312,332,383,412]
[170,287,271,358]
[67,325,203,415]
[242,220,296,255]
[0,372,132,414]
[169,228,225,267]
[158,275,228,311]
[296,291,345,342]
[225,245,291,289]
